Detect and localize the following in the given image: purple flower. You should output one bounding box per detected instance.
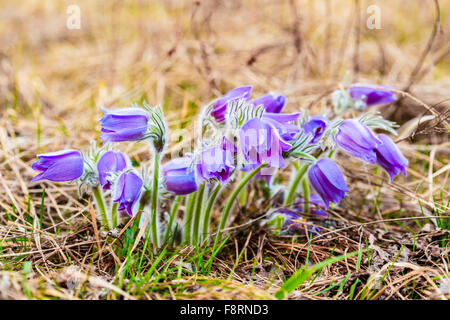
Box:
[210,86,252,123]
[97,151,129,190]
[31,150,84,182]
[308,158,349,208]
[239,117,292,169]
[100,107,149,142]
[262,112,301,141]
[272,210,321,235]
[113,171,143,216]
[196,137,236,183]
[294,194,328,217]
[251,93,286,113]
[303,116,329,143]
[374,134,409,182]
[162,156,198,195]
[335,119,382,164]
[349,84,396,107]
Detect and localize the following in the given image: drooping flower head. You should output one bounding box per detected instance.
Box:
[308,158,349,208]
[335,119,382,164]
[210,86,252,123]
[349,84,396,108]
[196,137,236,183]
[162,156,198,195]
[31,150,84,182]
[113,171,143,216]
[303,116,329,144]
[100,107,149,142]
[251,93,286,114]
[239,117,292,170]
[374,134,408,182]
[97,151,129,190]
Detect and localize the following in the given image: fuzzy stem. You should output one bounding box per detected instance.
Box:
[163,195,182,244]
[111,202,119,229]
[192,183,205,246]
[92,186,110,230]
[284,163,309,206]
[302,177,310,214]
[202,182,221,244]
[150,152,161,246]
[213,163,267,249]
[183,192,196,244]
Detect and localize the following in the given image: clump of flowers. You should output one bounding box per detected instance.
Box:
[30,81,407,250]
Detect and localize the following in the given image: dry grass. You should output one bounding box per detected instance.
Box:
[0,0,449,300]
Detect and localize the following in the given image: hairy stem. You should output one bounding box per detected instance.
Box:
[151,152,161,246]
[284,163,309,206]
[302,176,310,214]
[192,183,205,246]
[163,195,182,244]
[183,192,196,244]
[92,186,110,230]
[111,202,119,229]
[202,182,221,244]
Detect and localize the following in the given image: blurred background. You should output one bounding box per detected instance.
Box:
[0,0,449,166]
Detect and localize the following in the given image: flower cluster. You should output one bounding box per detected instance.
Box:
[30,82,408,246]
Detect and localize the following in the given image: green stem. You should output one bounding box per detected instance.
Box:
[92,186,109,229]
[111,202,119,229]
[183,192,196,244]
[302,177,310,214]
[213,163,267,249]
[239,171,247,205]
[202,183,221,244]
[284,163,309,206]
[163,195,182,244]
[192,183,205,246]
[151,152,161,246]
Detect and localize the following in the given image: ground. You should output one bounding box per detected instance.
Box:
[0,0,449,300]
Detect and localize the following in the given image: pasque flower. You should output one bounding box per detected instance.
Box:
[100,107,149,142]
[31,150,84,182]
[162,156,198,195]
[308,158,349,208]
[239,117,292,169]
[349,84,396,107]
[262,112,300,141]
[113,171,143,216]
[303,116,329,143]
[269,210,321,235]
[210,86,252,123]
[374,134,408,182]
[97,151,129,190]
[252,93,286,113]
[335,119,382,164]
[196,137,236,183]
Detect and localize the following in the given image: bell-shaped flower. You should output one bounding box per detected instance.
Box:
[267,210,321,235]
[196,137,236,183]
[113,171,143,216]
[349,84,396,107]
[374,134,408,182]
[251,93,286,113]
[97,151,129,190]
[100,107,149,142]
[210,86,252,123]
[262,112,301,141]
[162,156,198,195]
[335,119,382,164]
[31,150,84,182]
[239,117,292,169]
[308,158,349,208]
[303,116,329,143]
